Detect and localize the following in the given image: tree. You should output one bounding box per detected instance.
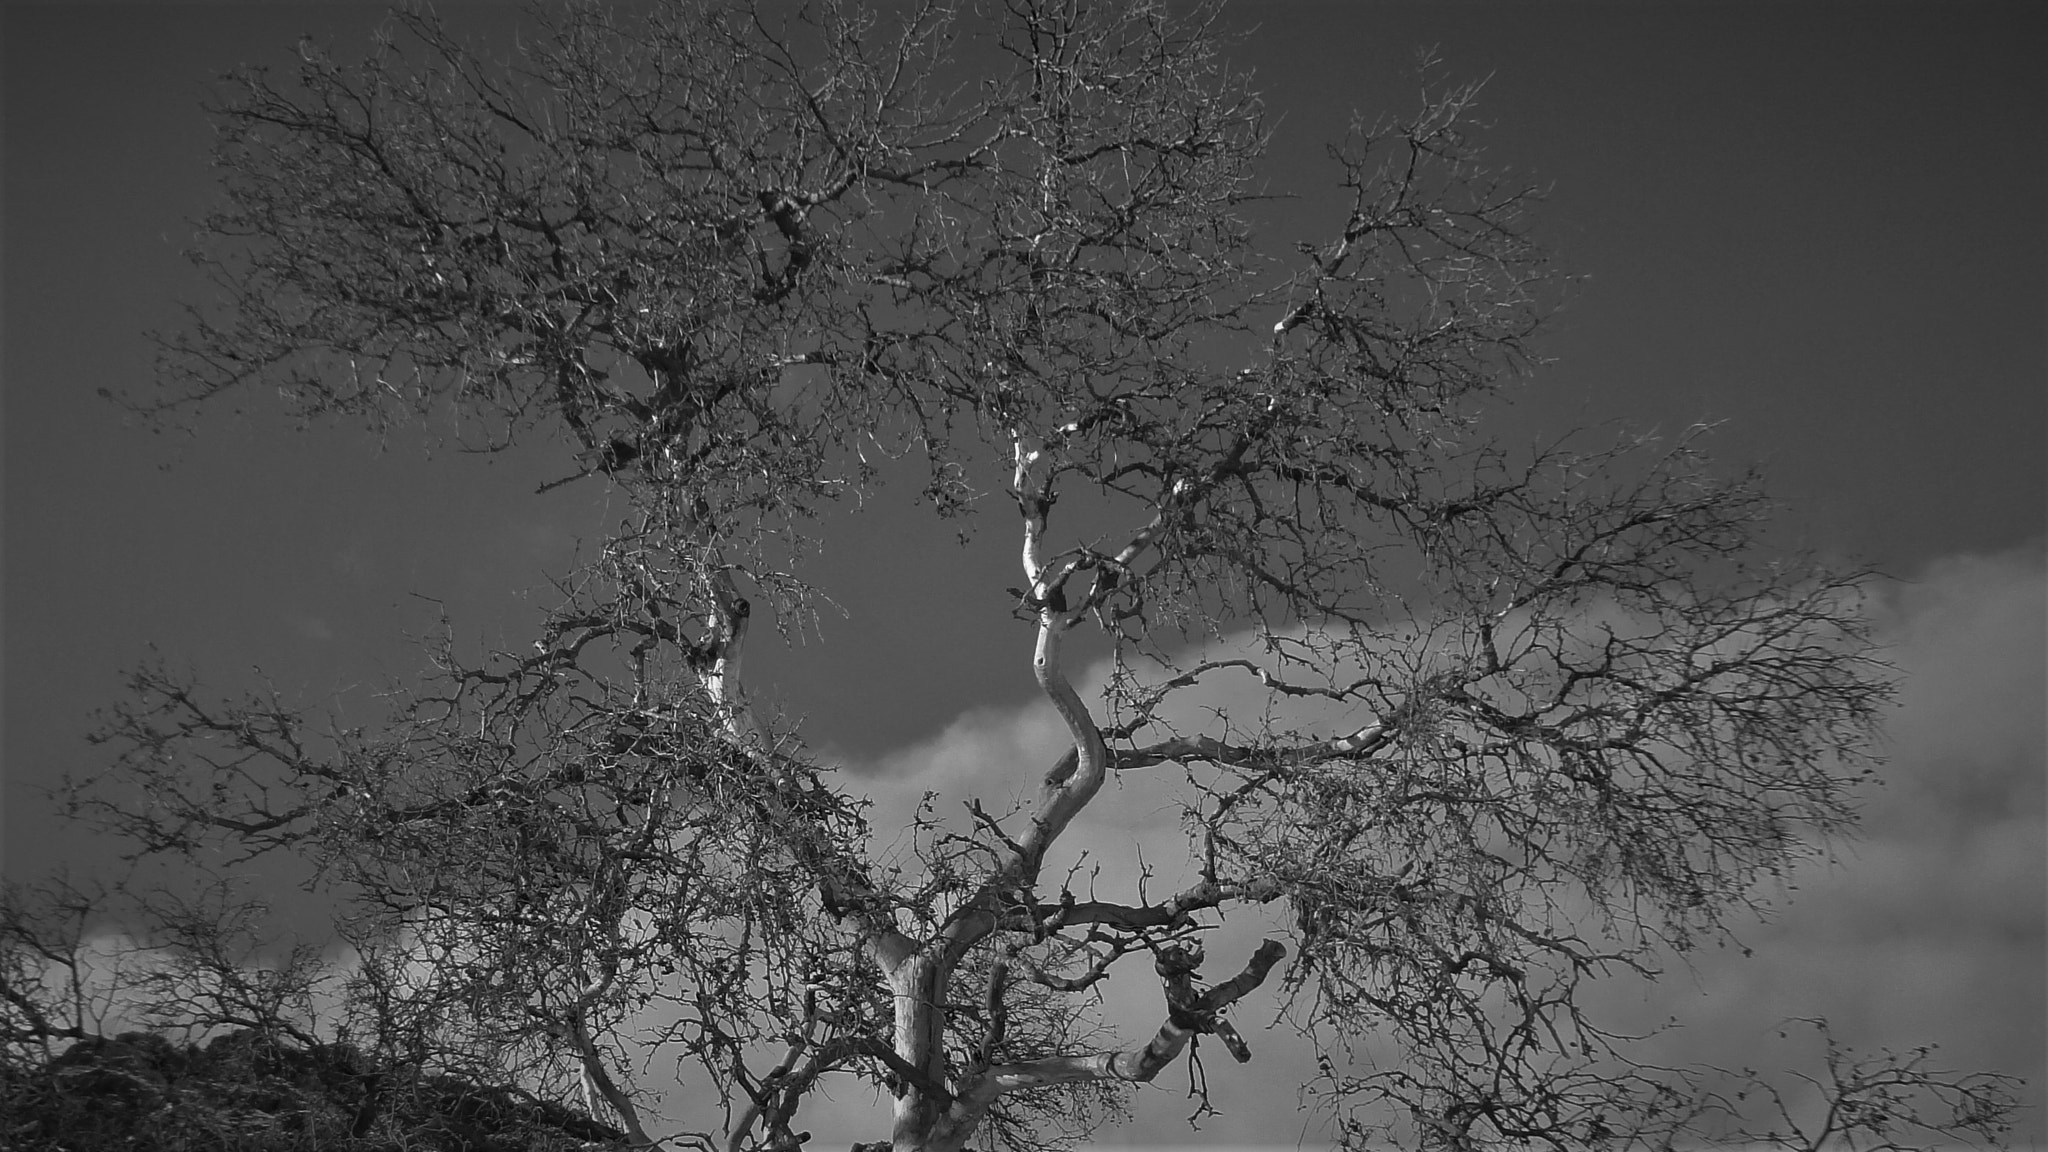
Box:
[0,877,629,1152]
[54,2,2017,1150]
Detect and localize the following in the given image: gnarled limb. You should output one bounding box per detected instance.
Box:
[567,1012,658,1149]
[925,939,1287,1151]
[1115,722,1394,772]
[944,432,1117,957]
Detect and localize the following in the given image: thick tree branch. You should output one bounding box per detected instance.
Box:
[1115,722,1394,772]
[568,1013,657,1149]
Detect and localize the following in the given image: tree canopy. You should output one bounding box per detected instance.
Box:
[14,3,2020,1151]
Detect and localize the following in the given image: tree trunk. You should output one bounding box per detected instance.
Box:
[887,954,949,1152]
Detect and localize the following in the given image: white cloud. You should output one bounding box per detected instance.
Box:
[849,545,2048,1146]
[1608,545,2046,1125]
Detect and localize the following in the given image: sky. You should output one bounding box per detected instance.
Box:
[2,1,2043,1148]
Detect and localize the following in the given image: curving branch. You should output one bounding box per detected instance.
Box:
[567,1013,658,1149]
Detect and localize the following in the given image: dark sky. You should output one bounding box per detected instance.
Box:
[3,2,2043,1147]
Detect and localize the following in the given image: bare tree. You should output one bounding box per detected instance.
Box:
[1,879,111,1056]
[62,2,2012,1151]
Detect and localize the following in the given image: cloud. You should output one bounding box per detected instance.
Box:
[14,921,350,1048]
[17,929,162,1039]
[1874,547,2047,833]
[1607,545,2046,1127]
[846,545,2047,1146]
[43,549,2029,1149]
